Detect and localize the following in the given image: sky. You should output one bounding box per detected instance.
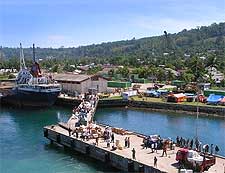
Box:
[0,0,224,48]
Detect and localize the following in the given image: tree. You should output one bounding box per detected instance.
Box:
[180,72,195,83]
[63,62,75,72]
[166,70,175,81]
[116,66,129,78]
[108,69,115,76]
[156,68,165,82]
[51,65,59,73]
[188,56,205,82]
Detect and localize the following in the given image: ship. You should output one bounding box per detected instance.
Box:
[2,43,61,107]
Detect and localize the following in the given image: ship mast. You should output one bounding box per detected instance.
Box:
[19,43,27,70]
[33,43,36,63]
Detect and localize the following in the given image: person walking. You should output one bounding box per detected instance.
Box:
[190,139,193,149]
[210,144,214,155]
[151,143,154,153]
[143,138,147,149]
[111,133,114,143]
[176,136,180,146]
[154,156,157,168]
[195,138,199,150]
[215,145,219,154]
[154,142,158,153]
[162,143,167,157]
[68,128,71,136]
[127,137,130,148]
[96,137,99,146]
[75,130,79,138]
[107,139,110,148]
[132,148,136,160]
[125,137,128,148]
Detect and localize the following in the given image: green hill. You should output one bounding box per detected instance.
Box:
[1,22,225,67]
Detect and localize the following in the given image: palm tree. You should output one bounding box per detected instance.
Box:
[167,70,175,81]
[189,56,205,82]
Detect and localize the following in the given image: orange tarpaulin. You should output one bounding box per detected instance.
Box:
[167,93,186,103]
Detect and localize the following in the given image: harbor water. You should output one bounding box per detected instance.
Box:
[0,106,224,173]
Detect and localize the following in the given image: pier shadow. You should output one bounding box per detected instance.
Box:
[44,143,121,172]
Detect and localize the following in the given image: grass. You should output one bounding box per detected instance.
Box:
[0,75,8,80]
[130,96,164,103]
[130,96,225,108]
[101,95,123,100]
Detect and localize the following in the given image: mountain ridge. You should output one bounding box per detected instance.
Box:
[1,22,225,61]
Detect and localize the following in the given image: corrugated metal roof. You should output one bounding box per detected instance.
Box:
[54,74,90,82]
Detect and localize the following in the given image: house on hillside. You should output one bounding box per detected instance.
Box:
[77,65,90,72]
[206,67,224,84]
[164,68,179,77]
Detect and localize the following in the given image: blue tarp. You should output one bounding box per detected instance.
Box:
[145,90,160,97]
[207,94,224,104]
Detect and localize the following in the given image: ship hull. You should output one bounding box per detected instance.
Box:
[2,89,60,107]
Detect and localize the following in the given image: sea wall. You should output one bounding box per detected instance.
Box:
[55,97,128,107]
[98,99,128,107]
[55,97,81,107]
[128,100,225,117]
[43,127,163,173]
[55,97,225,117]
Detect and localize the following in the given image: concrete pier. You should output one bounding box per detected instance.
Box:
[44,94,225,172]
[43,124,225,173]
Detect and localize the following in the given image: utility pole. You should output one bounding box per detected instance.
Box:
[195,57,200,141]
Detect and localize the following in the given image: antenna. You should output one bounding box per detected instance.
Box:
[19,43,27,70]
[33,43,36,63]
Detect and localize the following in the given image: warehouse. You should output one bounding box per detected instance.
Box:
[54,74,108,95]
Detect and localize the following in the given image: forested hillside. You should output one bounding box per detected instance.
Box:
[1,22,225,67]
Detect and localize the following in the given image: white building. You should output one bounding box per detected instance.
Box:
[54,74,108,94]
[206,67,224,83]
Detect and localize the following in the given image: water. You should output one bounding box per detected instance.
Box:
[0,107,224,173]
[0,107,118,173]
[94,108,225,156]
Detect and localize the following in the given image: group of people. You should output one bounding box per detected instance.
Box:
[176,136,220,155]
[143,135,164,153]
[71,94,98,127]
[176,136,195,149]
[102,126,116,148]
[202,144,220,155]
[124,137,131,148]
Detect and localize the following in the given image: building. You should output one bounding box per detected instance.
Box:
[197,83,211,91]
[54,74,108,95]
[206,67,224,84]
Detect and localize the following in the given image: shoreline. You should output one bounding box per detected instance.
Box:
[55,97,225,118]
[128,100,225,118]
[124,106,225,119]
[1,96,225,118]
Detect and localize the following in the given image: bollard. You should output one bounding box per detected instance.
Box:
[139,164,144,173]
[127,160,134,172]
